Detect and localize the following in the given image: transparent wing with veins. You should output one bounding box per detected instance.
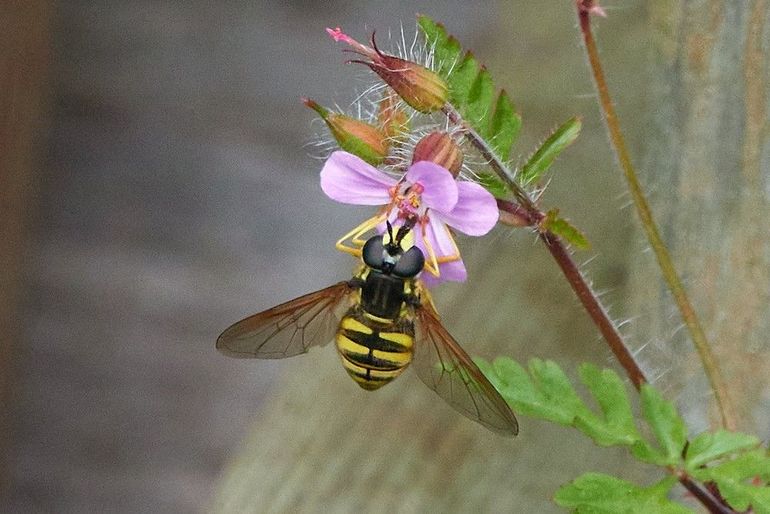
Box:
[412,297,519,436]
[216,281,356,359]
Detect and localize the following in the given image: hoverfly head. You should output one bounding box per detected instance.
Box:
[363,217,424,278]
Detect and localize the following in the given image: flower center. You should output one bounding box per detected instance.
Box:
[389,181,427,222]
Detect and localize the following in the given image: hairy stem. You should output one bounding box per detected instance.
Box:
[575,1,736,431]
[676,471,735,514]
[444,104,646,389]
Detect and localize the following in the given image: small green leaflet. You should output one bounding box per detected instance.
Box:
[479,358,642,447]
[554,474,690,514]
[639,385,688,467]
[520,117,582,184]
[476,173,509,198]
[542,209,590,249]
[477,357,589,426]
[685,430,760,470]
[418,15,522,164]
[489,91,521,165]
[576,364,641,446]
[691,449,770,514]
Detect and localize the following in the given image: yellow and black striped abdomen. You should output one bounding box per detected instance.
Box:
[335,307,414,391]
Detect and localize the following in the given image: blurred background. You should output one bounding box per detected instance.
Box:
[2,1,766,513]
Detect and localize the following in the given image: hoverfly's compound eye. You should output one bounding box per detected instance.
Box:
[362,235,386,270]
[393,246,425,278]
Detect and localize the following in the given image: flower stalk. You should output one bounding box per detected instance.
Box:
[575,0,736,432]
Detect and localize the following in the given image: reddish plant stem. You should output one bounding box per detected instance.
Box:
[497,200,646,388]
[676,470,735,514]
[445,103,647,387]
[445,102,650,388]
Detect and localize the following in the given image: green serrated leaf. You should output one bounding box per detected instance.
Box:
[685,430,760,470]
[485,357,580,425]
[530,359,593,424]
[718,482,770,514]
[489,90,521,162]
[520,117,581,184]
[417,15,461,75]
[630,439,671,466]
[463,67,495,135]
[542,209,590,249]
[691,448,770,482]
[418,16,522,166]
[447,51,478,106]
[555,473,690,514]
[692,449,770,514]
[576,364,641,446]
[487,358,658,453]
[476,172,509,198]
[487,357,570,424]
[640,385,688,466]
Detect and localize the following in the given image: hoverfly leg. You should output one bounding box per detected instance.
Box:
[335,212,388,257]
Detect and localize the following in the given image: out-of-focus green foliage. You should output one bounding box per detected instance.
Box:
[685,430,760,470]
[554,474,689,514]
[690,449,770,514]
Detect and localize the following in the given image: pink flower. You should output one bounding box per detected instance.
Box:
[320,151,499,284]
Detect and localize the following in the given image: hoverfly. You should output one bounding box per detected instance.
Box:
[217,221,518,436]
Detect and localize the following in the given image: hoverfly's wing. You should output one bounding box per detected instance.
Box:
[217,281,355,359]
[413,302,519,436]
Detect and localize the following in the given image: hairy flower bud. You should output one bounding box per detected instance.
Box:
[367,56,448,114]
[327,27,448,113]
[412,131,463,177]
[303,97,388,165]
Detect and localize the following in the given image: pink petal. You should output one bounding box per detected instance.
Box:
[420,259,466,287]
[320,151,396,205]
[406,161,458,214]
[435,180,499,236]
[415,216,467,284]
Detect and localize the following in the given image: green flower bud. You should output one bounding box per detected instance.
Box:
[303,98,389,165]
[367,55,448,114]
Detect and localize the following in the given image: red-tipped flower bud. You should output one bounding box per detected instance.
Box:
[412,131,463,177]
[303,98,389,165]
[327,28,448,113]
